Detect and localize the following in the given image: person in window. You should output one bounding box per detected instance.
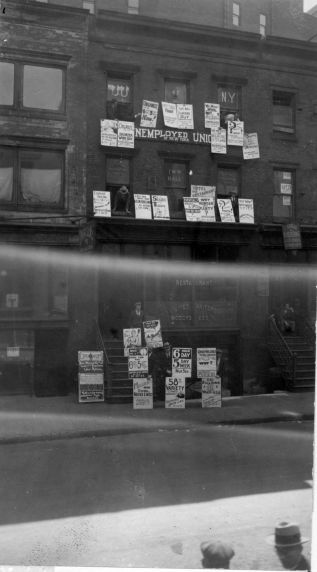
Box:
[129,301,144,329]
[112,185,131,215]
[281,302,295,334]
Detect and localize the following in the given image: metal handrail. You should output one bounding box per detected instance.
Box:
[268,315,297,389]
[94,319,112,399]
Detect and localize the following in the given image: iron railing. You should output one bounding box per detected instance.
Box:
[94,319,113,400]
[268,315,296,390]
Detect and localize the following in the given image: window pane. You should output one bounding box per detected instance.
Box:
[20,150,62,205]
[0,148,14,201]
[217,168,239,196]
[0,62,14,106]
[107,78,131,103]
[233,2,240,15]
[218,86,240,110]
[165,162,187,188]
[273,195,292,219]
[165,80,187,104]
[106,158,130,185]
[23,66,64,111]
[274,170,293,194]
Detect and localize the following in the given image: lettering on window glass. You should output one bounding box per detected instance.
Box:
[107,79,131,103]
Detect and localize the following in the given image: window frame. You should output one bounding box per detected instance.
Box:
[260,13,267,37]
[0,143,66,212]
[163,158,190,219]
[164,78,190,105]
[272,89,296,134]
[217,84,242,126]
[105,153,133,215]
[0,59,66,116]
[106,72,134,121]
[273,168,295,222]
[232,2,241,26]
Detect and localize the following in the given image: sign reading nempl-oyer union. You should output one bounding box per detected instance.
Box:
[135,127,212,145]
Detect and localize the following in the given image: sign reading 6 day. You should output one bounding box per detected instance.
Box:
[172,347,192,377]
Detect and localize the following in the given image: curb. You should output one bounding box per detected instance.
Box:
[208,413,315,425]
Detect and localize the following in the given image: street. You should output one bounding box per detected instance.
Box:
[0,420,313,570]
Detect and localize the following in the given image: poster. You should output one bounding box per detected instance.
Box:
[123,328,142,357]
[177,104,194,130]
[243,133,260,159]
[238,198,254,224]
[162,102,178,128]
[165,377,185,409]
[197,347,217,378]
[6,293,19,308]
[217,198,236,223]
[134,194,152,219]
[183,197,201,221]
[93,191,111,217]
[204,103,220,130]
[227,120,244,146]
[211,128,227,154]
[133,377,153,409]
[172,347,192,377]
[78,351,104,403]
[100,119,118,147]
[118,120,135,148]
[199,197,216,222]
[191,185,216,199]
[143,319,163,348]
[281,183,292,195]
[140,100,159,128]
[128,347,149,379]
[7,347,20,358]
[202,375,222,408]
[152,195,170,220]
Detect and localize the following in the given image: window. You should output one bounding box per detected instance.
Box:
[233,2,240,26]
[260,14,266,37]
[83,0,95,14]
[0,61,65,112]
[273,169,294,221]
[217,85,241,126]
[164,160,189,219]
[106,76,133,121]
[128,0,139,14]
[106,156,131,215]
[273,90,295,134]
[164,79,188,104]
[217,166,240,197]
[0,147,64,210]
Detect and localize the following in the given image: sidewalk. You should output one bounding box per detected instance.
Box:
[0,389,314,444]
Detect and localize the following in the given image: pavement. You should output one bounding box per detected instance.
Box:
[0,389,314,444]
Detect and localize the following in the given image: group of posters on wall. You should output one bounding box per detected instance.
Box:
[123,321,222,410]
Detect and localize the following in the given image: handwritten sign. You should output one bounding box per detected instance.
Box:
[133,377,153,409]
[165,377,185,409]
[282,223,302,250]
[140,100,159,128]
[78,351,104,403]
[93,191,111,217]
[238,198,254,224]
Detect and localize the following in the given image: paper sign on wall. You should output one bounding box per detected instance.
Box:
[165,377,185,409]
[238,198,254,224]
[172,347,192,377]
[123,328,142,357]
[93,191,111,217]
[227,120,244,146]
[177,104,194,130]
[152,195,170,220]
[162,102,178,128]
[133,377,153,409]
[118,121,135,148]
[200,197,216,222]
[183,197,201,221]
[202,375,222,408]
[191,185,216,199]
[7,347,20,358]
[281,183,292,195]
[211,128,227,154]
[217,198,236,223]
[134,194,152,219]
[101,119,118,147]
[243,133,260,160]
[78,351,104,403]
[6,293,19,308]
[143,319,163,348]
[128,347,148,379]
[140,100,159,128]
[197,347,217,378]
[205,103,220,130]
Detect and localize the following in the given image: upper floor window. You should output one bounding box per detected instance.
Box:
[128,0,139,14]
[232,2,240,26]
[0,61,65,113]
[0,147,65,211]
[217,166,240,198]
[83,0,95,13]
[217,85,241,126]
[273,90,295,134]
[106,156,131,215]
[106,75,133,121]
[164,160,189,219]
[260,14,267,37]
[273,169,294,221]
[164,79,188,104]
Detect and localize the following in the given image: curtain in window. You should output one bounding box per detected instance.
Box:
[21,168,61,204]
[0,167,13,200]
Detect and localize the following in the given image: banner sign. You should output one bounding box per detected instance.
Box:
[140,100,159,128]
[135,127,213,145]
[282,223,302,250]
[172,347,192,377]
[184,197,201,221]
[217,198,236,223]
[101,120,134,148]
[197,347,217,378]
[93,191,111,217]
[165,377,185,409]
[78,351,104,403]
[211,128,227,154]
[152,195,170,220]
[128,347,148,379]
[243,133,260,159]
[204,103,220,130]
[134,194,152,219]
[133,377,153,409]
[202,375,222,408]
[227,120,244,146]
[123,328,142,357]
[143,319,163,348]
[238,198,254,224]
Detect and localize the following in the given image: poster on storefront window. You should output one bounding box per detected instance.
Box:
[143,319,163,349]
[100,119,118,147]
[177,104,194,130]
[152,195,170,220]
[243,133,260,160]
[202,375,222,408]
[227,120,244,146]
[205,103,220,130]
[172,347,192,377]
[123,328,142,357]
[217,198,236,223]
[128,347,149,379]
[165,377,186,409]
[133,376,153,409]
[199,197,216,222]
[197,347,217,378]
[93,191,111,217]
[140,100,159,128]
[238,198,254,224]
[78,351,104,403]
[183,197,201,221]
[118,120,135,148]
[211,128,227,154]
[134,194,152,219]
[162,102,178,128]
